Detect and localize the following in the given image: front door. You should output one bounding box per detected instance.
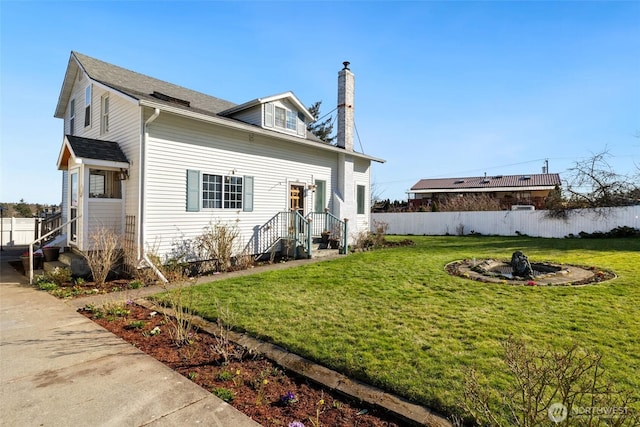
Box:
[290,184,305,233]
[290,184,304,215]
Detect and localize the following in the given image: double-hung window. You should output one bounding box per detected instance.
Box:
[285,110,296,130]
[69,99,75,135]
[101,94,109,134]
[224,176,243,209]
[202,174,222,208]
[188,171,253,212]
[275,107,286,128]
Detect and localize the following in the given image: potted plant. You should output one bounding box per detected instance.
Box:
[21,252,43,272]
[43,246,60,262]
[328,237,340,249]
[320,230,331,244]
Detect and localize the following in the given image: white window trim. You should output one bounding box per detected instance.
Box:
[265,102,303,136]
[84,85,92,128]
[100,93,109,134]
[69,99,76,135]
[202,173,243,210]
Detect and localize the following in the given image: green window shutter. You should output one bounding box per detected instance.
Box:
[186,169,200,212]
[357,184,365,215]
[264,103,274,128]
[243,176,254,212]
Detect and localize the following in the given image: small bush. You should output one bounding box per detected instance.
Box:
[37,281,58,291]
[84,226,122,286]
[125,320,146,330]
[213,387,234,402]
[461,337,640,426]
[43,267,72,286]
[195,220,241,273]
[578,226,640,239]
[157,283,198,347]
[217,371,233,381]
[128,280,143,289]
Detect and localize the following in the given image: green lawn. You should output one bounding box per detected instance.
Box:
[160,236,640,419]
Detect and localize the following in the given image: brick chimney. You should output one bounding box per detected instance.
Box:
[337,61,354,151]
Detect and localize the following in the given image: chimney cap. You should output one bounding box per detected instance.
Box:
[342,61,350,70]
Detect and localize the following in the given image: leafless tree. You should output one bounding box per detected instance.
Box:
[563,149,638,209]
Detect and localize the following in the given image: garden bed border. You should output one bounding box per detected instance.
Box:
[135,298,452,427]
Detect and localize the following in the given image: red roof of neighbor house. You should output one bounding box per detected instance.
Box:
[410,173,561,192]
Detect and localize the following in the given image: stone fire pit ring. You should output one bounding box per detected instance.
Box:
[445,257,616,287]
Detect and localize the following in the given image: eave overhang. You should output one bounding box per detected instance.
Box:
[139,99,385,164]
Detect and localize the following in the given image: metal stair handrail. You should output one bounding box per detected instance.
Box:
[26,215,80,285]
[254,211,312,259]
[306,210,348,252]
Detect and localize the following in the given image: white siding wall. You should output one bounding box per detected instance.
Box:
[372,206,640,238]
[86,199,123,249]
[81,85,141,218]
[229,105,262,127]
[143,113,337,258]
[60,74,141,233]
[353,157,371,235]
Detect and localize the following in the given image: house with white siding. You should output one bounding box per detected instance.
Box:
[54,52,384,269]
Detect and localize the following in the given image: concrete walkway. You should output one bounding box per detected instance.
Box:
[0,247,262,426]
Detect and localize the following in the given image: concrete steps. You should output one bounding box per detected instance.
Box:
[42,249,90,277]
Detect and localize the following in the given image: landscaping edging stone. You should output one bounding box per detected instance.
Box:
[136,298,452,427]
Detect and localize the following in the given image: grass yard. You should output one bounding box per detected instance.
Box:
[163,236,640,421]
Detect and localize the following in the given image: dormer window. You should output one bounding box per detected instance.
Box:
[264,102,305,136]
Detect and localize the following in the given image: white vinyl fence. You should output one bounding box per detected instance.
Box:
[1,217,37,247]
[372,206,640,238]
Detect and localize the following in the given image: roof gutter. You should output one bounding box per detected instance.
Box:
[138,107,167,283]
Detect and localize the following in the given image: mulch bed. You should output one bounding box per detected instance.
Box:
[80,303,403,427]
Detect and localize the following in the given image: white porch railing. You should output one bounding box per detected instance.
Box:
[27,215,80,285]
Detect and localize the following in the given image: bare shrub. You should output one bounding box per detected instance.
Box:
[462,337,639,426]
[371,220,388,248]
[351,229,374,252]
[438,194,501,212]
[159,283,198,347]
[351,220,389,252]
[146,252,189,283]
[210,300,248,364]
[195,220,240,272]
[84,226,122,286]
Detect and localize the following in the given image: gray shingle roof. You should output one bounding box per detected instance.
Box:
[66,135,129,163]
[72,52,237,116]
[411,173,561,191]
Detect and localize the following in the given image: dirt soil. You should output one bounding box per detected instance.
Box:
[80,303,402,427]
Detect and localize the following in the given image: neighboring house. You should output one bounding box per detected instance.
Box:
[408,173,561,210]
[54,52,384,267]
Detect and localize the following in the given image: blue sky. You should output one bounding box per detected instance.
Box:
[1,1,639,205]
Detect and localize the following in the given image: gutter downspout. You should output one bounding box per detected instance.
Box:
[139,108,167,283]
